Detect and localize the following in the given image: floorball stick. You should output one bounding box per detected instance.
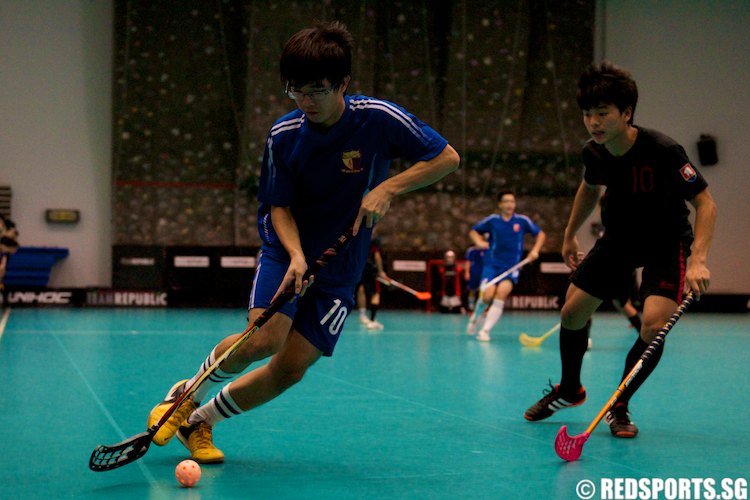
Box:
[554,292,696,461]
[466,258,533,327]
[89,228,355,472]
[519,323,561,347]
[377,276,432,300]
[483,257,532,289]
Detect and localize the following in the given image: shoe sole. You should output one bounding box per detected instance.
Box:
[613,432,637,438]
[611,428,638,438]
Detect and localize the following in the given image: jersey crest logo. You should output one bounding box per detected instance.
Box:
[680,163,697,182]
[341,150,363,173]
[513,223,521,232]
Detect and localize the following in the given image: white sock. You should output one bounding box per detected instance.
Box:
[186,347,237,403]
[188,384,243,426]
[480,299,505,332]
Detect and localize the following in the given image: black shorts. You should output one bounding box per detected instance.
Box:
[357,268,379,297]
[572,237,691,304]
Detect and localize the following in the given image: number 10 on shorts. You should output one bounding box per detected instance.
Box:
[320,299,348,335]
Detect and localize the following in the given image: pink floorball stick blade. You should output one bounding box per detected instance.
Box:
[554,425,590,461]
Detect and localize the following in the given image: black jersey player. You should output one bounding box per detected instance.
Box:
[524,61,716,439]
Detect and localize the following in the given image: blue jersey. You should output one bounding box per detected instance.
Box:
[464,246,485,289]
[472,213,540,271]
[258,95,448,286]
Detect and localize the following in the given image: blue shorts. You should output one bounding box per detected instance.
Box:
[250,250,355,357]
[467,270,483,291]
[480,261,520,286]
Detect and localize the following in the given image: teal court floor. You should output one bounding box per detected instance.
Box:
[0,307,748,499]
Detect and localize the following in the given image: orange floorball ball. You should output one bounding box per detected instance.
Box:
[175,459,201,487]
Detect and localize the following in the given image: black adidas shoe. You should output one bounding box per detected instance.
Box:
[524,382,587,421]
[605,402,639,438]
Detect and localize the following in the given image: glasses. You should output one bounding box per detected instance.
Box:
[285,83,337,102]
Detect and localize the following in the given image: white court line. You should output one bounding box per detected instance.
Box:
[46,322,160,488]
[0,308,10,342]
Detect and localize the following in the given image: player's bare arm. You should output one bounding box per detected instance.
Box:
[353,144,460,234]
[528,230,547,261]
[562,181,601,269]
[0,254,7,285]
[270,205,310,297]
[469,229,491,249]
[685,188,717,297]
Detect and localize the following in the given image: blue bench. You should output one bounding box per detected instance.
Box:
[4,247,69,286]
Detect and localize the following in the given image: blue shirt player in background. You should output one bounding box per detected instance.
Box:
[463,234,487,311]
[466,191,546,342]
[146,21,459,463]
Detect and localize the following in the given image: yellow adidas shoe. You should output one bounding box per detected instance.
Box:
[177,422,225,464]
[147,380,197,446]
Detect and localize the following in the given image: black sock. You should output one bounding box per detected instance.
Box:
[618,336,664,405]
[559,320,591,395]
[628,313,642,331]
[370,304,379,322]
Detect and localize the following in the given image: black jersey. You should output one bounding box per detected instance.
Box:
[582,127,708,243]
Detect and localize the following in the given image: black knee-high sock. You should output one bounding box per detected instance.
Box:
[559,320,591,395]
[618,336,664,405]
[628,313,642,331]
[370,304,379,321]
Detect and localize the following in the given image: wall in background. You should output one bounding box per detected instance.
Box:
[109,0,593,255]
[591,0,749,294]
[0,0,113,287]
[1,1,748,294]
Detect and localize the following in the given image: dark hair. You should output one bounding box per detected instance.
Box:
[280,21,353,89]
[0,215,14,230]
[576,61,638,124]
[1,236,18,248]
[497,189,515,201]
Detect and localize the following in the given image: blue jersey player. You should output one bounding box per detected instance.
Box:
[463,239,486,311]
[147,21,460,463]
[466,191,546,342]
